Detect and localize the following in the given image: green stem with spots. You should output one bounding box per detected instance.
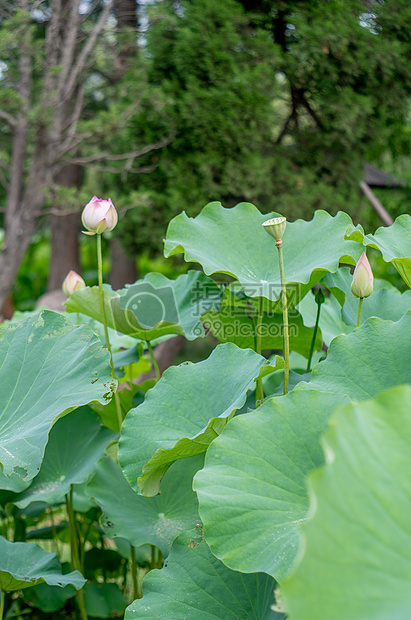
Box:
[96,233,122,430]
[277,242,289,395]
[255,296,264,407]
[0,591,5,620]
[356,296,364,328]
[306,289,324,373]
[130,544,138,600]
[66,487,88,620]
[147,341,161,382]
[49,507,60,559]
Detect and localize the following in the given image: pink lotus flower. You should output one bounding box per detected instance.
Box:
[81,196,118,235]
[351,252,374,298]
[62,270,86,296]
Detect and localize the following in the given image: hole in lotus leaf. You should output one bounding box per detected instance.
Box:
[12,466,28,479]
[102,381,117,403]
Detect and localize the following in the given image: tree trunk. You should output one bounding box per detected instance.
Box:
[0,0,112,311]
[48,164,82,291]
[109,0,139,289]
[0,131,53,309]
[109,238,138,289]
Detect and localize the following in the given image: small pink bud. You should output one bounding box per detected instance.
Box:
[62,270,86,296]
[351,252,374,298]
[81,196,118,235]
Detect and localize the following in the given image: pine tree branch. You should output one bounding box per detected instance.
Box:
[63,133,175,166]
[301,96,324,130]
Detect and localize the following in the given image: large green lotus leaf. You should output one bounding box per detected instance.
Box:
[0,536,85,592]
[283,385,411,620]
[164,202,363,301]
[86,455,202,557]
[194,390,347,581]
[0,311,115,482]
[345,214,411,287]
[202,293,322,358]
[13,408,116,508]
[297,311,411,399]
[66,271,221,341]
[298,291,352,347]
[118,343,266,496]
[125,530,281,620]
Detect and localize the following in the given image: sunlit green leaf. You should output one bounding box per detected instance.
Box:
[194,390,347,581]
[283,385,411,620]
[164,202,363,301]
[119,343,267,496]
[297,311,411,399]
[0,311,115,482]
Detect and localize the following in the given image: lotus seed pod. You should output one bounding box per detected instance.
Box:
[262,216,287,243]
[81,196,118,235]
[62,270,86,296]
[351,252,374,298]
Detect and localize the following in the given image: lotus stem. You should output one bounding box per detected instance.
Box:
[96,233,122,430]
[356,297,364,328]
[49,507,60,559]
[255,296,264,407]
[306,289,324,373]
[147,341,161,382]
[130,544,139,600]
[66,487,88,620]
[0,591,4,620]
[276,242,289,394]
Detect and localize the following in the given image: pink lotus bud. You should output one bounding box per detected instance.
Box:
[81,196,118,235]
[62,270,86,296]
[351,252,374,298]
